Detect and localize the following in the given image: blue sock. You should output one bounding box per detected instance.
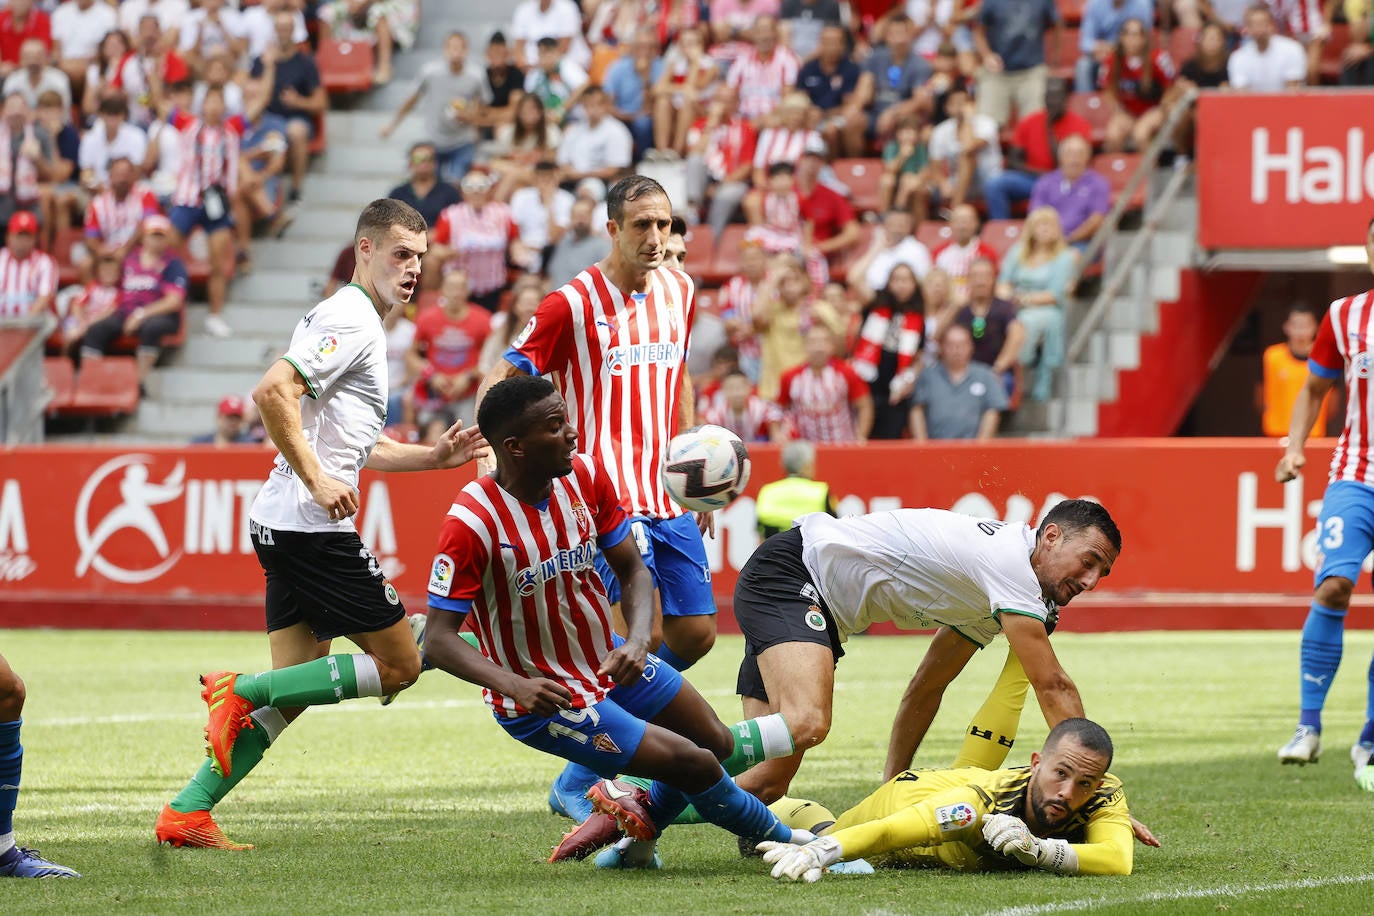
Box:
[647,780,692,833]
[1363,655,1374,746]
[555,761,599,794]
[654,642,694,672]
[0,720,20,837]
[676,769,792,843]
[1299,603,1346,731]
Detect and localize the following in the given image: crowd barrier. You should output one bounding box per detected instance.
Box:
[2,439,1370,632]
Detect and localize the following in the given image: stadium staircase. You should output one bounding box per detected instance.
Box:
[123,2,506,443]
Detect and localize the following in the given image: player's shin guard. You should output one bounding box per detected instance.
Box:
[233,654,383,708]
[722,714,795,776]
[1299,603,1346,730]
[0,720,21,843]
[952,648,1030,769]
[170,708,287,813]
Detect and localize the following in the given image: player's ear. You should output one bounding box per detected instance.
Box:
[1029,750,1042,769]
[503,433,524,459]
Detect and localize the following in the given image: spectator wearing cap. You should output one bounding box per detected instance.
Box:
[79,213,187,386]
[909,322,1007,440]
[387,141,460,230]
[429,170,532,311]
[545,196,611,288]
[523,35,588,125]
[482,32,524,137]
[381,31,489,185]
[726,16,801,124]
[685,85,756,239]
[80,155,160,282]
[0,0,51,82]
[0,92,53,241]
[51,0,117,98]
[509,160,573,274]
[1029,134,1109,251]
[797,24,865,158]
[983,78,1093,222]
[973,0,1063,128]
[556,85,633,188]
[2,39,71,117]
[249,9,325,207]
[856,14,932,143]
[0,209,54,318]
[192,395,255,446]
[795,134,861,276]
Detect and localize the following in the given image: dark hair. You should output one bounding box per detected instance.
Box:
[867,262,923,316]
[670,215,687,237]
[408,140,436,157]
[711,343,740,366]
[1287,303,1317,321]
[534,160,558,173]
[512,92,549,150]
[581,84,606,101]
[1108,18,1157,100]
[1037,498,1122,553]
[721,368,751,384]
[606,175,668,226]
[767,161,795,177]
[537,36,559,50]
[98,93,128,117]
[489,30,507,45]
[355,198,427,245]
[477,374,557,446]
[1045,717,1114,768]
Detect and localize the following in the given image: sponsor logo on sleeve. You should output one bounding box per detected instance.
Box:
[429,554,454,596]
[935,802,977,832]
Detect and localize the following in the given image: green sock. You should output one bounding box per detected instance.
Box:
[233,654,371,708]
[170,724,271,813]
[722,714,795,776]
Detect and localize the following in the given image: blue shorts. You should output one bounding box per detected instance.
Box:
[169,204,233,237]
[497,647,683,777]
[593,512,715,617]
[1315,479,1374,587]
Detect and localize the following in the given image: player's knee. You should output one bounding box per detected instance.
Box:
[786,707,831,750]
[377,651,423,693]
[1316,576,1355,610]
[0,669,25,719]
[677,742,726,786]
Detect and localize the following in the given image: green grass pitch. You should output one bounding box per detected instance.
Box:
[3,628,1373,914]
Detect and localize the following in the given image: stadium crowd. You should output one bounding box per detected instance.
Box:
[6,0,1372,441]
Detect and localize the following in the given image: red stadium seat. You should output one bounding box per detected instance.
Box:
[308,112,327,156]
[49,227,87,288]
[66,357,140,416]
[1321,23,1351,83]
[43,355,74,414]
[980,220,1024,261]
[916,219,953,253]
[830,158,884,215]
[1045,28,1079,82]
[1066,92,1109,148]
[317,38,375,94]
[707,224,750,285]
[683,225,714,283]
[1167,28,1199,69]
[1058,0,1084,26]
[1093,152,1146,213]
[179,229,237,288]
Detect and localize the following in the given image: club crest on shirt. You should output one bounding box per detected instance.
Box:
[935,802,977,832]
[592,733,621,754]
[569,499,592,539]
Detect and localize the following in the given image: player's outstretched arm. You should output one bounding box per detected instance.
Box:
[883,627,977,780]
[254,359,356,520]
[1001,613,1084,729]
[424,608,574,716]
[365,421,490,472]
[1276,372,1337,482]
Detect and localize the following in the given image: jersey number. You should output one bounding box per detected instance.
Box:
[1323,517,1345,550]
[547,705,602,744]
[978,521,1004,536]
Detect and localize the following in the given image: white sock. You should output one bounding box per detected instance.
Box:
[757,713,795,759]
[249,707,289,744]
[616,837,657,866]
[352,654,383,697]
[0,831,14,855]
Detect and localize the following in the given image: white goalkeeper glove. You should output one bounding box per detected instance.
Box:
[981,813,1079,874]
[756,836,843,883]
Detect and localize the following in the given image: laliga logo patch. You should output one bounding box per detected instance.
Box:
[936,802,977,832]
[429,554,455,596]
[512,316,536,349]
[517,566,539,596]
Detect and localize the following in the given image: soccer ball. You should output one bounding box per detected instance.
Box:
[661,425,752,513]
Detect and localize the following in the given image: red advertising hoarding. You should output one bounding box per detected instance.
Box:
[1197,90,1374,249]
[0,440,1361,630]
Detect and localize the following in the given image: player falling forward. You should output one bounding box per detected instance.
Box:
[1276,216,1374,790]
[423,375,809,869]
[477,176,716,821]
[758,718,1133,882]
[0,653,79,877]
[155,199,488,849]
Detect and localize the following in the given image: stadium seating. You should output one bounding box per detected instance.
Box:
[1067,91,1110,147]
[1321,23,1352,83]
[66,357,140,417]
[1167,27,1199,68]
[707,224,749,285]
[980,220,1024,260]
[317,38,376,94]
[683,225,715,279]
[830,158,884,215]
[916,220,953,253]
[1058,0,1084,26]
[1093,152,1146,213]
[43,356,74,415]
[1046,28,1080,82]
[50,228,87,289]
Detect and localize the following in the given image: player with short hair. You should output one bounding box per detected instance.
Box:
[757,717,1134,881]
[1275,216,1374,790]
[0,653,79,877]
[476,175,715,820]
[154,198,489,849]
[732,498,1122,806]
[423,374,808,869]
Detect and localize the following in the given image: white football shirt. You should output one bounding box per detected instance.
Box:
[797,509,1051,646]
[250,284,389,533]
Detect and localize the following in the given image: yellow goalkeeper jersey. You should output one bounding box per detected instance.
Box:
[827,765,1133,875]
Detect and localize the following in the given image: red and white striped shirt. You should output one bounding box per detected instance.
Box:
[776,358,869,443]
[0,247,56,317]
[726,46,801,121]
[1272,0,1324,38]
[169,108,244,207]
[84,182,161,247]
[1311,291,1374,483]
[931,238,1000,300]
[505,264,696,518]
[427,454,628,717]
[720,273,762,363]
[699,389,784,443]
[72,280,121,322]
[686,115,756,182]
[753,127,823,170]
[433,202,517,296]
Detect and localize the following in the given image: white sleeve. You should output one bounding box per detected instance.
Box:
[1227,52,1247,89]
[282,310,374,399]
[608,122,633,168]
[1281,42,1306,83]
[177,15,199,52]
[976,547,1048,625]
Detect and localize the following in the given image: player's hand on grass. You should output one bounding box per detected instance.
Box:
[758,836,842,883]
[1130,814,1161,848]
[981,814,1078,873]
[1276,451,1305,483]
[509,676,574,717]
[431,420,490,470]
[310,474,360,520]
[598,638,648,687]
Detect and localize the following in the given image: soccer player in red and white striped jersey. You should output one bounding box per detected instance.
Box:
[1276,218,1374,784]
[0,210,55,318]
[776,323,873,443]
[725,16,801,123]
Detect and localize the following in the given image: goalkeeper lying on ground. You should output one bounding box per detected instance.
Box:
[756,651,1138,881]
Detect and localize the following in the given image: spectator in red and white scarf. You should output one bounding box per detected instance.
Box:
[852,262,925,440]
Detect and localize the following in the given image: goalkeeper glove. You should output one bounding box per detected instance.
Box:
[757,836,843,883]
[981,813,1079,874]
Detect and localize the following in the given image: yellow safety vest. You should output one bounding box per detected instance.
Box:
[756,476,831,538]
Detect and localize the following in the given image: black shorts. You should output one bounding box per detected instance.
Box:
[251,520,405,641]
[734,528,844,703]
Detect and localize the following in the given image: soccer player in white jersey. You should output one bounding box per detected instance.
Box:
[476,176,714,820]
[1275,217,1374,790]
[155,199,489,850]
[424,375,808,869]
[731,498,1122,806]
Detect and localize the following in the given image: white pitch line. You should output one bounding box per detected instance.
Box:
[987,873,1374,916]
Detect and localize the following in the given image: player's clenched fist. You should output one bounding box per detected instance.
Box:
[1276,451,1305,483]
[981,813,1079,874]
[758,836,842,883]
[509,677,574,717]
